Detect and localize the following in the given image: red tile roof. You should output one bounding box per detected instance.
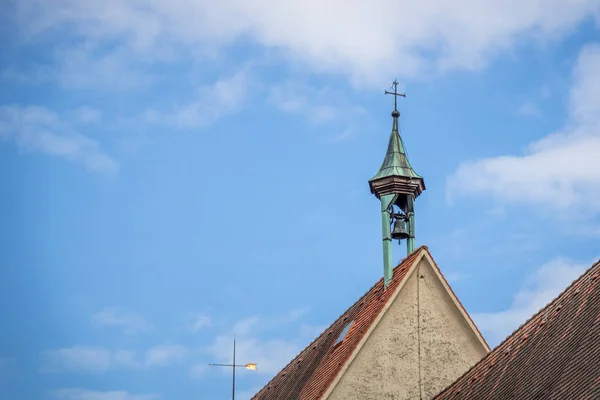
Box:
[252,246,485,400]
[434,259,600,400]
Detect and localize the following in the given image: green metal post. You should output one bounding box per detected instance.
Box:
[380,194,398,287]
[406,195,415,254]
[232,336,236,400]
[406,214,414,254]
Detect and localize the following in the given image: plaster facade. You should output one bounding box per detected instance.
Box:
[326,256,488,400]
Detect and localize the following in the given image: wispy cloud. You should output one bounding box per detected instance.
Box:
[516,100,541,118]
[12,0,600,86]
[207,334,301,376]
[233,317,259,336]
[91,307,151,335]
[75,106,103,124]
[42,344,190,373]
[444,271,469,283]
[200,308,321,377]
[329,125,358,143]
[516,84,553,118]
[53,44,154,90]
[472,258,588,346]
[42,347,111,374]
[0,105,118,173]
[298,323,327,339]
[113,351,138,368]
[189,313,212,333]
[1,44,155,91]
[268,81,366,125]
[145,69,254,128]
[447,44,600,216]
[540,85,552,99]
[145,345,188,367]
[188,363,207,379]
[53,389,159,400]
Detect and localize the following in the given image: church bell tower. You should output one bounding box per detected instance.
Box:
[369,80,425,288]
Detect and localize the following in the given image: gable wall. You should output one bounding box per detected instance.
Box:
[326,256,488,400]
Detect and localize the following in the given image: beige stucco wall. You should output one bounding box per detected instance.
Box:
[326,256,488,400]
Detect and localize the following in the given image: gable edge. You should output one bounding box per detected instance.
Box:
[320,249,424,400]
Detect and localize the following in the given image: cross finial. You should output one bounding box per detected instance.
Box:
[384,80,406,112]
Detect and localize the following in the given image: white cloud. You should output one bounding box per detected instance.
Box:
[54,389,159,400]
[190,313,212,333]
[42,344,189,372]
[444,271,469,283]
[0,105,118,173]
[113,351,138,367]
[232,317,259,336]
[13,0,600,87]
[75,106,103,124]
[447,44,600,215]
[188,363,207,379]
[145,69,253,128]
[298,324,327,339]
[1,65,51,85]
[516,100,541,118]
[42,347,111,373]
[177,69,251,127]
[54,44,154,90]
[540,85,552,99]
[91,307,151,335]
[329,125,358,143]
[145,345,188,367]
[472,258,588,345]
[204,308,321,376]
[268,82,365,124]
[286,307,310,322]
[208,333,301,376]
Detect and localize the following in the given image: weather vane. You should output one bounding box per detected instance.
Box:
[384,80,406,112]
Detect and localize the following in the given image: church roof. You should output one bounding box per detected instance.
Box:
[252,246,486,400]
[435,259,600,400]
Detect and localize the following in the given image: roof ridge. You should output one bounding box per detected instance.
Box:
[251,247,426,399]
[434,259,600,399]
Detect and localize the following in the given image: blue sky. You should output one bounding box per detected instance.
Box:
[1,1,600,399]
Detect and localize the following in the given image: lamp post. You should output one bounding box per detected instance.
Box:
[208,336,257,400]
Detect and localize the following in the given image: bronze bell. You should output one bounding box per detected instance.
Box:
[391,218,410,240]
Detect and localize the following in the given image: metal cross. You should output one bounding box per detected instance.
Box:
[384,80,406,111]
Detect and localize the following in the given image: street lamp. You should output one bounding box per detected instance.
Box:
[208,336,257,400]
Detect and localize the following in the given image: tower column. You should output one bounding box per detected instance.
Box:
[407,195,415,254]
[380,193,398,287]
[369,80,426,286]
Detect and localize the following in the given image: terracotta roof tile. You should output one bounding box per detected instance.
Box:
[252,246,485,400]
[251,248,422,400]
[434,260,600,400]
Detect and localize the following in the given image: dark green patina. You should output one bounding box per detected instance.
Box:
[369,113,422,182]
[370,80,425,288]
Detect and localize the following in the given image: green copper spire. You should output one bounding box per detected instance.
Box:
[370,85,422,182]
[369,80,426,288]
